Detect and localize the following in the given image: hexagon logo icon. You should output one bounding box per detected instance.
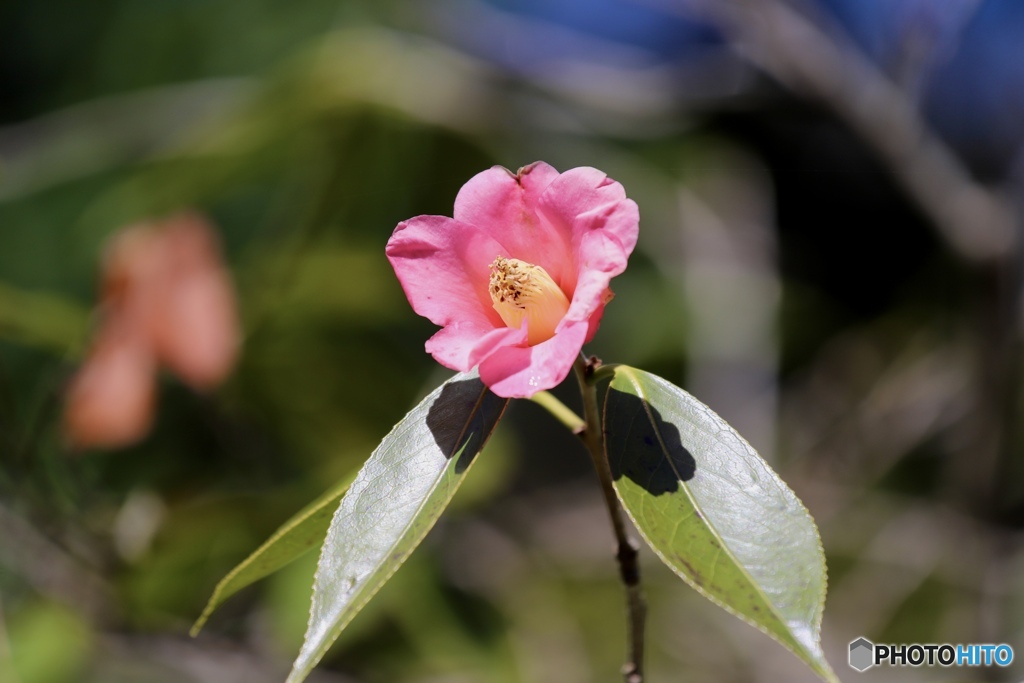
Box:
[849,637,875,671]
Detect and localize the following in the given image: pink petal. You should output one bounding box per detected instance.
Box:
[453,163,574,289]
[424,322,524,372]
[566,230,629,323]
[102,213,240,392]
[582,297,609,344]
[537,167,639,293]
[155,268,239,390]
[387,216,507,332]
[468,325,528,368]
[148,214,240,390]
[478,320,588,398]
[64,322,157,450]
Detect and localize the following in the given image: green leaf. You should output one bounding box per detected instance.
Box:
[603,366,838,683]
[190,476,353,636]
[0,282,89,355]
[286,371,508,683]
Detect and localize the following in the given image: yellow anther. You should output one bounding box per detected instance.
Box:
[488,256,570,345]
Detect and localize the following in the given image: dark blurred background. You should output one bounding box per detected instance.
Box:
[2,1,1024,681]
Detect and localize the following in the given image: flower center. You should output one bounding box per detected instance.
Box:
[489,256,570,345]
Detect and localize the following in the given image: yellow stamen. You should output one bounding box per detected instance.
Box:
[489,256,570,345]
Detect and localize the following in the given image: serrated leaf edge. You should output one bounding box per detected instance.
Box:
[190,477,353,636]
[285,379,507,683]
[607,366,837,683]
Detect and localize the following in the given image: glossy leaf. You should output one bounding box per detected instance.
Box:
[286,371,508,683]
[191,476,353,636]
[603,366,837,682]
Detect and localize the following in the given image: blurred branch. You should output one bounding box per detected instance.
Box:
[0,79,254,201]
[103,633,362,683]
[673,148,780,463]
[685,0,1019,262]
[0,501,114,624]
[0,597,23,683]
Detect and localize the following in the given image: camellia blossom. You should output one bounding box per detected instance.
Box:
[64,212,240,449]
[386,162,639,398]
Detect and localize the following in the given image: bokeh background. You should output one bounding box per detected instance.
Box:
[3,1,1024,681]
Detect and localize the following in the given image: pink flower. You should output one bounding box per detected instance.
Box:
[64,317,157,450]
[64,212,240,450]
[386,162,639,398]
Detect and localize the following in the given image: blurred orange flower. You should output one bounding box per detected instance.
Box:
[64,212,239,450]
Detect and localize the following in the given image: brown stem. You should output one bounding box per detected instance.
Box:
[573,354,646,683]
